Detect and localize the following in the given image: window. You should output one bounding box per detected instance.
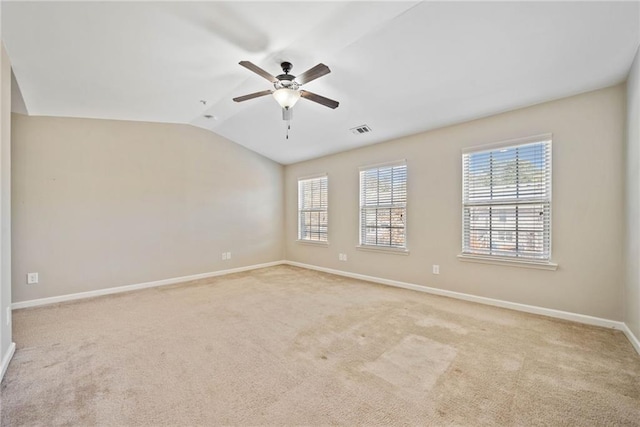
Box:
[359,161,407,250]
[462,136,552,261]
[298,175,328,242]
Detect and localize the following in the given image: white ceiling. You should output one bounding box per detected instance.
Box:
[3,1,639,165]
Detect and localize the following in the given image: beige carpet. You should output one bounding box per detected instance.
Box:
[1,265,639,426]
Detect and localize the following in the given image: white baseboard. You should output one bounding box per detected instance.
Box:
[1,342,16,382]
[9,259,640,357]
[284,261,629,332]
[621,323,640,354]
[12,260,286,310]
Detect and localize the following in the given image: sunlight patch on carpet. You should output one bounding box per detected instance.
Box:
[364,335,457,394]
[415,316,469,335]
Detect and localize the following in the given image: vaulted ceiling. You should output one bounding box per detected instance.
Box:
[3,1,639,164]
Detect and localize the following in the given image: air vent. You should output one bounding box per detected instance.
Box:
[350,125,372,135]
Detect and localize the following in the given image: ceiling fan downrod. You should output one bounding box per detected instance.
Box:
[280,62,292,75]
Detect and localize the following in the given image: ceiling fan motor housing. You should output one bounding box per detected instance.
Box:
[275,79,298,90]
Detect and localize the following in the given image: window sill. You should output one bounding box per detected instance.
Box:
[356,245,409,256]
[297,239,329,247]
[457,254,558,270]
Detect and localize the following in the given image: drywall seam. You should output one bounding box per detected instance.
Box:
[0,342,15,382]
[12,261,286,309]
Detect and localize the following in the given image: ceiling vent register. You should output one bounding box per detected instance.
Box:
[351,125,372,135]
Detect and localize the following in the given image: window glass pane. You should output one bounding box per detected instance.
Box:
[298,176,328,242]
[360,163,407,248]
[462,140,551,260]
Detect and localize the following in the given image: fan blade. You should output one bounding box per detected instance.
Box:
[239,61,278,83]
[296,63,331,85]
[300,90,339,109]
[233,90,273,103]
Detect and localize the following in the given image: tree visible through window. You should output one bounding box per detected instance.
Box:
[462,138,551,260]
[298,175,328,242]
[359,162,407,249]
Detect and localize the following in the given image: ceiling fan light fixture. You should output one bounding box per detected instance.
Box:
[273,88,301,109]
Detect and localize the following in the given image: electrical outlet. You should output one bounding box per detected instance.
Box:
[222,252,227,261]
[226,252,231,260]
[343,253,347,261]
[27,272,39,284]
[432,265,440,275]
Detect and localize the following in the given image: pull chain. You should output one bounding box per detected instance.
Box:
[282,107,292,139]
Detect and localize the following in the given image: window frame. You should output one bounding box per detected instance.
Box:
[357,160,409,254]
[297,173,329,245]
[459,134,556,269]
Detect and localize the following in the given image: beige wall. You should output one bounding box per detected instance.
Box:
[285,85,626,320]
[7,78,631,323]
[1,42,13,361]
[11,115,284,303]
[626,46,640,338]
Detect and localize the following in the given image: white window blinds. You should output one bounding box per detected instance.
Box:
[359,162,407,248]
[298,175,328,242]
[462,138,552,260]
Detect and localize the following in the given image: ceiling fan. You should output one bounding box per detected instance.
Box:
[233,61,339,120]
